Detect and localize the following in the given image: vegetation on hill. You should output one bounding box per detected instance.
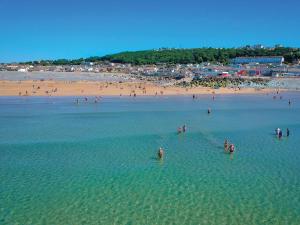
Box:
[20,47,300,65]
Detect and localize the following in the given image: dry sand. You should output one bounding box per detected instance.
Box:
[0,80,275,96]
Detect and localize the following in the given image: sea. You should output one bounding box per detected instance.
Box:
[0,93,299,225]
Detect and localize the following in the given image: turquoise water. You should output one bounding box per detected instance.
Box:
[0,94,300,225]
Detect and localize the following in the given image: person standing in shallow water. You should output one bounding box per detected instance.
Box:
[287,128,290,137]
[177,127,182,134]
[158,147,164,159]
[182,124,187,132]
[207,108,211,114]
[229,144,235,153]
[224,140,229,152]
[279,130,283,139]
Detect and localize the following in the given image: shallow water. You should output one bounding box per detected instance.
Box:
[0,94,300,225]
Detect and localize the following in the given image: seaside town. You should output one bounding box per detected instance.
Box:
[1,45,300,97]
[1,45,300,81]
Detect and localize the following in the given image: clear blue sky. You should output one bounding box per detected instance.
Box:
[1,0,299,62]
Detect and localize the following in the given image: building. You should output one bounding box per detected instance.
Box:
[253,44,264,49]
[231,56,284,65]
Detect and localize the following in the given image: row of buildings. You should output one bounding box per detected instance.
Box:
[1,56,300,79]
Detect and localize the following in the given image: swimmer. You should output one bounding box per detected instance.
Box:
[288,99,291,105]
[286,128,290,137]
[224,139,229,151]
[229,144,235,153]
[275,128,281,136]
[158,147,164,159]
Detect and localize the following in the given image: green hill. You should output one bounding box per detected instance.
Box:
[22,47,300,65]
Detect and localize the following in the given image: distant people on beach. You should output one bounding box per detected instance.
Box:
[158,147,164,159]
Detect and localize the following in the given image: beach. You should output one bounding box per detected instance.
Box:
[1,71,299,96]
[0,80,279,96]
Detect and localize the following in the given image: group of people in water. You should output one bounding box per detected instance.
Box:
[275,128,290,139]
[177,124,187,134]
[224,139,235,154]
[75,96,102,104]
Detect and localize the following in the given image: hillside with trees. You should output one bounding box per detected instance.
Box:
[20,47,300,65]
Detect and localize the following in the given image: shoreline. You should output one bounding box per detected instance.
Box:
[0,79,289,96]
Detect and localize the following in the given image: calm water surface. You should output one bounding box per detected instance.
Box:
[0,94,299,224]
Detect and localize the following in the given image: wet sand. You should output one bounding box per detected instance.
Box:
[0,80,275,96]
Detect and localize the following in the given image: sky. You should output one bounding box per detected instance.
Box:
[0,0,300,62]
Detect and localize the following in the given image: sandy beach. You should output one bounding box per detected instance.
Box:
[0,80,276,96]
